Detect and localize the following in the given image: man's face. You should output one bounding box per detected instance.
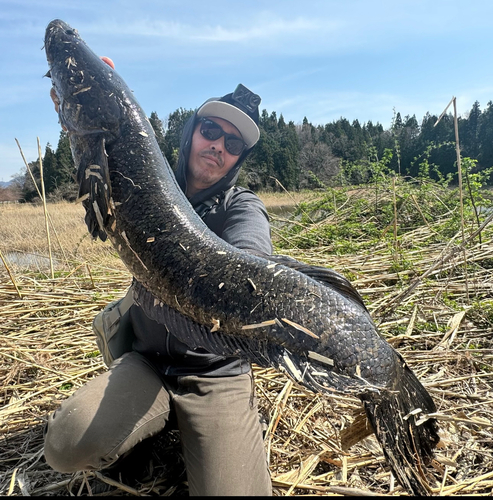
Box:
[186,116,242,195]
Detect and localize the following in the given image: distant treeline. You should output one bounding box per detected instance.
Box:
[11,99,493,202]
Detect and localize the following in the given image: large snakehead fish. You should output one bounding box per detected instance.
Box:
[45,19,440,495]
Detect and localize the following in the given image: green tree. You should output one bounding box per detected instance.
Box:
[149,111,167,158]
[242,113,278,190]
[21,158,41,202]
[42,144,58,193]
[410,112,455,180]
[20,137,76,202]
[460,101,481,159]
[163,107,195,170]
[50,131,78,200]
[55,131,74,183]
[273,119,300,190]
[260,109,279,134]
[400,115,420,172]
[478,101,493,170]
[390,110,403,174]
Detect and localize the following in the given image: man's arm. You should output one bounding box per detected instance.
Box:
[219,189,273,255]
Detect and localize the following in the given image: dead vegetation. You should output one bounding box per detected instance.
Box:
[1,192,493,496]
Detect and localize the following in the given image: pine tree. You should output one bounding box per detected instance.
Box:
[460,101,481,159]
[273,120,300,190]
[21,159,41,202]
[42,144,58,193]
[477,101,493,170]
[149,111,167,158]
[163,108,195,170]
[398,115,420,175]
[55,132,75,183]
[242,116,277,190]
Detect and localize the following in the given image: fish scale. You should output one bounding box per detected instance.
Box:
[45,19,441,495]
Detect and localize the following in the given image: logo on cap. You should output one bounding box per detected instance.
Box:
[231,84,261,115]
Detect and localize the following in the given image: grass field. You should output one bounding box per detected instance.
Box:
[1,189,493,496]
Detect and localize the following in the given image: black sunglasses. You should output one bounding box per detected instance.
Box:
[198,118,247,156]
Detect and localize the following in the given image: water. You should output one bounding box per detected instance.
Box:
[267,205,298,229]
[478,205,493,215]
[4,251,60,272]
[267,205,296,216]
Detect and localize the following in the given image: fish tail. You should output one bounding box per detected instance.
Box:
[360,362,440,496]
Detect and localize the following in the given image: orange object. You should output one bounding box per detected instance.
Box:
[100,56,115,69]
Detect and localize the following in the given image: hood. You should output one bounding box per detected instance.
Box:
[174,109,255,208]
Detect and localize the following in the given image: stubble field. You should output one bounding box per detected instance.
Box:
[1,188,493,496]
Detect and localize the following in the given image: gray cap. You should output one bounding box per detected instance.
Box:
[196,84,261,149]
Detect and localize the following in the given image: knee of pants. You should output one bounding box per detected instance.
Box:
[43,405,113,473]
[43,352,172,473]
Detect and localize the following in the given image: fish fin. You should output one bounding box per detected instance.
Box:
[131,280,277,367]
[274,349,368,394]
[360,359,440,496]
[75,137,112,241]
[254,252,368,312]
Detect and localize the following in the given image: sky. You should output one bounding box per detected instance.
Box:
[2,0,493,182]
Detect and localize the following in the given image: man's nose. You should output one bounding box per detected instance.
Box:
[209,138,224,153]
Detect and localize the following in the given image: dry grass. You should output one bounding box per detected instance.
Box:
[1,195,493,496]
[0,201,126,273]
[256,190,321,209]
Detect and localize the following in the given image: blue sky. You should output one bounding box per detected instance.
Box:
[2,0,493,182]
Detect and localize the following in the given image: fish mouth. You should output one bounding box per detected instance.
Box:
[45,19,76,39]
[44,19,124,138]
[44,19,76,63]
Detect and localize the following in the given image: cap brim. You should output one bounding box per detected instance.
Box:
[197,101,260,149]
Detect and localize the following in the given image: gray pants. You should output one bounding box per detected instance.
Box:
[44,351,272,496]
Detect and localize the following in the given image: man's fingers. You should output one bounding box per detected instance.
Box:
[100,56,115,69]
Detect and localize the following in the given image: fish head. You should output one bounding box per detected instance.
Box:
[44,19,124,140]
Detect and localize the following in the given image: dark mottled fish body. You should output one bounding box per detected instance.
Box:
[45,19,440,495]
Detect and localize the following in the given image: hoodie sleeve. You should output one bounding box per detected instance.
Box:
[218,189,273,255]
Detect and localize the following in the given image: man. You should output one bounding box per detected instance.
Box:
[44,82,273,496]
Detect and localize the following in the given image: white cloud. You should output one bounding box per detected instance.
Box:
[82,15,332,47]
[3,0,493,179]
[191,17,323,43]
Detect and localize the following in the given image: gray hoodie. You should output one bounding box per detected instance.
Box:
[130,106,272,377]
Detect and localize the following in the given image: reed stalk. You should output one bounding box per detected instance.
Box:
[15,139,70,268]
[1,192,493,496]
[0,247,22,298]
[37,138,55,279]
